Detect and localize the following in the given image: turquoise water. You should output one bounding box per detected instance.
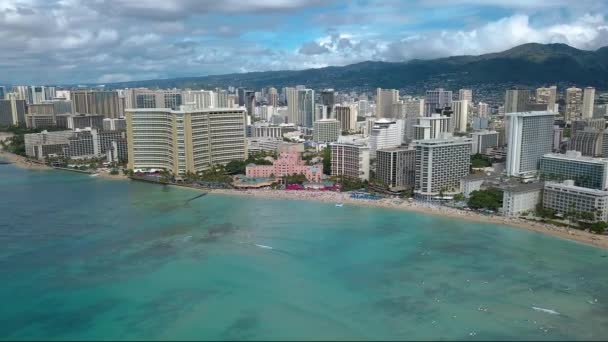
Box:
[1,163,608,340]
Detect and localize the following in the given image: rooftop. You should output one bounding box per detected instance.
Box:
[505,111,555,117]
[545,181,608,195]
[502,182,545,193]
[542,151,608,164]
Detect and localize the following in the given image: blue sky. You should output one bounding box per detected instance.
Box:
[1,0,607,84]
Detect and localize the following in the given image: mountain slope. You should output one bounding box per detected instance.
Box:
[101,43,608,90]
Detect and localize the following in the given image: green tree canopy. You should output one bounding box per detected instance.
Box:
[467,187,503,211]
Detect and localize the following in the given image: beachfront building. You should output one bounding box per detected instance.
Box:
[414,135,472,198]
[470,130,499,155]
[98,130,127,162]
[543,180,608,222]
[505,111,554,178]
[313,119,341,143]
[24,128,127,162]
[539,151,608,190]
[501,182,544,217]
[24,130,73,159]
[375,146,416,191]
[24,129,97,160]
[460,174,486,198]
[126,107,247,175]
[245,143,323,182]
[330,142,370,181]
[369,118,403,157]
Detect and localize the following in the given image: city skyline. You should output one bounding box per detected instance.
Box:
[1,0,608,84]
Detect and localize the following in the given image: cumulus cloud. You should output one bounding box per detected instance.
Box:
[0,0,607,84]
[383,14,608,61]
[298,42,330,55]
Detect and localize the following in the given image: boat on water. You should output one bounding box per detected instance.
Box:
[90,173,99,177]
[335,203,344,207]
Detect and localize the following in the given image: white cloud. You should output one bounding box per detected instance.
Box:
[0,0,607,84]
[97,73,134,83]
[382,14,608,61]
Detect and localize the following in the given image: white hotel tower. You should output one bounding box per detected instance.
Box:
[506,111,554,178]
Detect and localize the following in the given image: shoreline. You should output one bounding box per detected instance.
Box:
[3,151,608,249]
[0,150,52,170]
[199,187,608,250]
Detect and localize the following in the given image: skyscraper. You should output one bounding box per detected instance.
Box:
[320,89,336,118]
[369,119,404,157]
[477,102,489,117]
[568,127,604,157]
[536,86,557,111]
[267,87,278,108]
[414,114,452,140]
[44,86,56,100]
[184,90,216,109]
[458,89,472,102]
[334,104,358,132]
[0,86,5,100]
[376,88,399,118]
[565,87,583,121]
[424,88,452,116]
[245,90,256,116]
[313,119,341,143]
[12,86,31,103]
[30,86,46,104]
[505,111,554,177]
[0,99,26,126]
[330,141,370,181]
[504,89,530,114]
[582,87,596,119]
[451,100,469,133]
[286,87,298,124]
[297,89,315,128]
[376,146,416,191]
[237,88,247,107]
[72,90,122,118]
[216,89,230,108]
[414,135,472,198]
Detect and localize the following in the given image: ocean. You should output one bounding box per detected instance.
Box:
[1,163,607,340]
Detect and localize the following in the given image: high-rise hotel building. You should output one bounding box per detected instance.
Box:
[506,111,554,178]
[126,107,247,175]
[414,135,472,198]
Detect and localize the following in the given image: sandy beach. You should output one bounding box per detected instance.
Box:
[0,150,51,170]
[95,170,130,181]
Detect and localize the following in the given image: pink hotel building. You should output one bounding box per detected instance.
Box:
[246,143,323,182]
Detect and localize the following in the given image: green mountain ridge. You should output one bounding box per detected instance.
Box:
[95,43,608,90]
